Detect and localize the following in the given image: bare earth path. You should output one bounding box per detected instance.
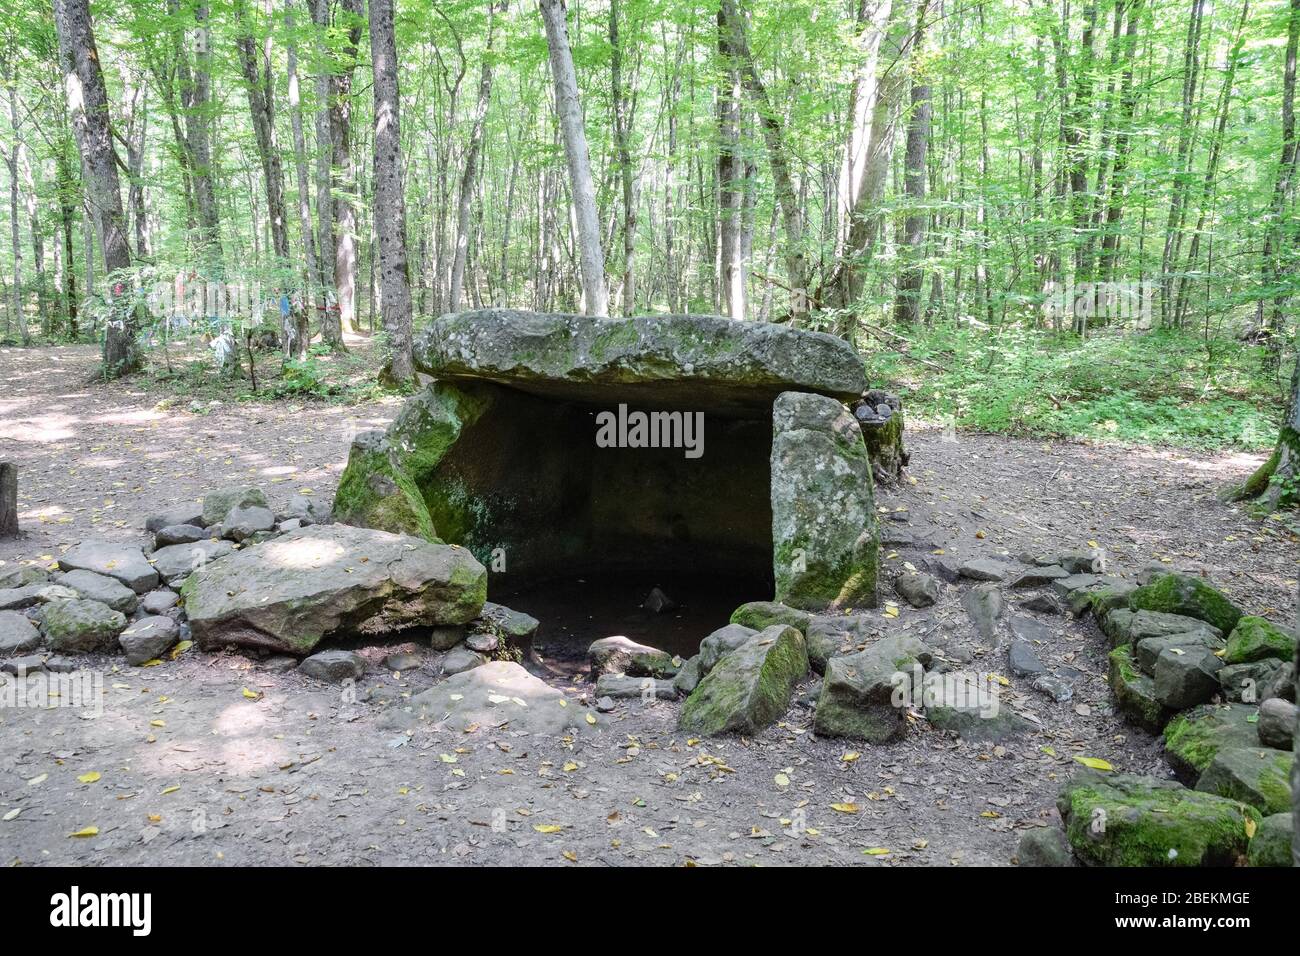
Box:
[0,344,1295,866]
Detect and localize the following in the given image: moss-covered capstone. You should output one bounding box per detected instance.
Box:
[770,391,878,611]
[1222,615,1297,665]
[678,625,808,736]
[1128,573,1243,635]
[1057,770,1259,867]
[1162,703,1260,780]
[183,524,487,654]
[417,309,868,408]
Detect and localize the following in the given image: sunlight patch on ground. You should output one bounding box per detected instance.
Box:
[0,414,78,443]
[260,465,299,476]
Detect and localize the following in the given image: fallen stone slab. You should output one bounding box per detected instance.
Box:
[401,660,602,735]
[0,610,41,654]
[588,635,678,678]
[1010,565,1069,588]
[58,542,158,594]
[299,649,366,682]
[813,633,932,743]
[672,655,702,695]
[958,558,1010,582]
[41,598,127,653]
[118,615,179,665]
[680,625,808,736]
[183,524,487,654]
[1134,631,1225,675]
[927,696,1034,742]
[803,618,858,675]
[1152,647,1223,710]
[1008,639,1046,678]
[1194,746,1293,815]
[1057,770,1258,867]
[0,566,48,589]
[1163,703,1261,779]
[0,583,77,610]
[1129,573,1243,635]
[153,524,209,549]
[55,569,138,614]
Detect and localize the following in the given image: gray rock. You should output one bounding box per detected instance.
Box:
[40,598,127,653]
[154,524,209,548]
[1259,661,1295,703]
[927,688,1034,742]
[1017,828,1071,867]
[1030,674,1074,703]
[219,504,277,542]
[471,602,540,640]
[1020,592,1065,616]
[1099,607,1135,645]
[924,555,962,584]
[262,655,300,674]
[55,569,138,614]
[1,654,46,675]
[277,518,303,533]
[698,623,758,675]
[382,651,423,672]
[1153,646,1223,709]
[895,572,940,608]
[58,541,158,594]
[299,650,366,682]
[1010,565,1069,588]
[1135,631,1225,675]
[201,486,269,527]
[140,590,180,615]
[814,633,933,742]
[0,583,79,610]
[672,655,702,695]
[680,626,808,736]
[1007,614,1054,645]
[0,610,42,654]
[770,391,878,611]
[402,660,602,735]
[0,566,48,589]
[1008,639,1046,678]
[1257,698,1296,750]
[280,494,329,526]
[595,695,617,713]
[642,587,677,614]
[430,624,466,651]
[804,619,854,675]
[1162,703,1261,778]
[1128,610,1223,643]
[149,539,235,582]
[1246,813,1293,867]
[959,558,1010,582]
[183,524,486,654]
[441,645,486,675]
[962,583,1004,643]
[145,504,205,533]
[594,674,677,700]
[588,635,677,677]
[1050,573,1109,598]
[1194,746,1293,815]
[465,631,499,654]
[418,308,868,405]
[118,615,180,665]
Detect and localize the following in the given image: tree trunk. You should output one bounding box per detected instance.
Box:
[286,0,320,354]
[369,0,413,383]
[309,0,339,344]
[893,70,930,325]
[1259,0,1300,360]
[330,0,363,338]
[1159,0,1206,326]
[449,6,497,314]
[538,0,609,317]
[610,0,638,314]
[235,5,291,275]
[54,0,139,378]
[177,1,223,275]
[716,2,745,320]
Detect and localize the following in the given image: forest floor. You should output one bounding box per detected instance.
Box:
[0,342,1296,866]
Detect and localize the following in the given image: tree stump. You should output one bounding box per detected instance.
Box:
[853,390,909,486]
[0,461,17,539]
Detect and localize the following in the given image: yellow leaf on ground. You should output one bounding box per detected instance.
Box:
[1073,756,1114,772]
[533,824,563,834]
[69,826,99,838]
[831,803,859,814]
[863,847,890,856]
[77,771,101,784]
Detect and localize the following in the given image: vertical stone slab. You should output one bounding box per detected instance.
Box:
[770,391,878,611]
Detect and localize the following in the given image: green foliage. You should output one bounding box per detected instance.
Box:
[872,325,1285,450]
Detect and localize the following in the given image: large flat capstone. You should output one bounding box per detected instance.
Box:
[417,309,867,408]
[182,524,487,654]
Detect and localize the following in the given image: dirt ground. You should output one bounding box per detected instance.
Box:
[0,343,1295,866]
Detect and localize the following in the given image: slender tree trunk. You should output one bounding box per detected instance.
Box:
[54,0,139,377]
[1258,0,1300,361]
[287,0,320,352]
[330,0,363,337]
[716,1,745,319]
[369,0,413,383]
[538,0,609,316]
[450,5,498,314]
[177,1,223,275]
[894,20,930,326]
[1160,0,1206,326]
[610,0,638,314]
[309,0,339,344]
[236,4,291,275]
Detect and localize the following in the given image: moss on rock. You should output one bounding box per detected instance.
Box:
[1108,644,1173,733]
[1222,615,1297,665]
[1162,703,1260,780]
[678,625,808,736]
[1128,573,1243,635]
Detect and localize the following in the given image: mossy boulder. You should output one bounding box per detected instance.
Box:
[678,625,808,736]
[697,623,759,675]
[813,633,932,742]
[1222,615,1297,666]
[1128,573,1242,636]
[1108,644,1173,733]
[1162,703,1261,779]
[770,392,878,612]
[1246,813,1293,867]
[40,598,127,653]
[1057,770,1259,867]
[201,486,269,527]
[1194,746,1293,815]
[588,635,678,678]
[729,601,812,633]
